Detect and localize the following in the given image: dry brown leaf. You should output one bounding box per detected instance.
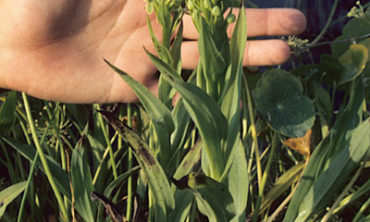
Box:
[283,129,312,157]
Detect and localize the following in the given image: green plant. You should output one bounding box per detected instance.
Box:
[0,0,369,222]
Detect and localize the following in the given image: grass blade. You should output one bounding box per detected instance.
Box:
[0,181,26,218]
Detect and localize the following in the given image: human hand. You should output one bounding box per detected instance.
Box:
[0,0,306,103]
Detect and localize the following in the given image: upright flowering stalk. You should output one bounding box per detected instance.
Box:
[186,0,236,100]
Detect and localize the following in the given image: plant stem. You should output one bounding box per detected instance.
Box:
[95,104,118,179]
[126,104,133,222]
[308,0,339,47]
[252,132,279,222]
[22,93,69,221]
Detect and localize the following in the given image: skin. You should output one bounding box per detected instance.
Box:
[0,0,306,104]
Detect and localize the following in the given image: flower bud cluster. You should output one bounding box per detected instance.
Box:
[347,1,369,18]
[186,0,223,18]
[144,0,183,14]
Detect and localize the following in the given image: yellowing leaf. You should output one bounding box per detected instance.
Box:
[283,129,312,157]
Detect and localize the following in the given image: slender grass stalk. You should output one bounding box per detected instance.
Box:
[95,104,118,179]
[322,162,365,222]
[243,75,262,185]
[252,132,279,222]
[21,93,69,221]
[126,104,133,222]
[308,0,339,47]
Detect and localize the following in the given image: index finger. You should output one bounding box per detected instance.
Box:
[183,8,306,39]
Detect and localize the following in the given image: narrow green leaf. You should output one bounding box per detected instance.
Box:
[71,142,96,222]
[0,181,26,218]
[101,111,174,220]
[104,166,140,198]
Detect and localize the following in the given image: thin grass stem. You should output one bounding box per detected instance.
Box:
[126,104,133,222]
[21,93,69,221]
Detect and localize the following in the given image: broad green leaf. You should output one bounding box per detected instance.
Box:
[2,137,71,200]
[0,181,26,218]
[284,79,366,221]
[146,50,228,180]
[106,60,175,164]
[226,138,249,222]
[0,91,17,132]
[101,111,174,221]
[71,142,96,222]
[259,162,305,215]
[252,69,315,138]
[338,44,368,84]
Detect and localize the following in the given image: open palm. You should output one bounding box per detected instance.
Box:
[0,0,306,103]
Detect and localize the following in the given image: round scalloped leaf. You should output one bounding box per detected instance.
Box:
[252,69,315,138]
